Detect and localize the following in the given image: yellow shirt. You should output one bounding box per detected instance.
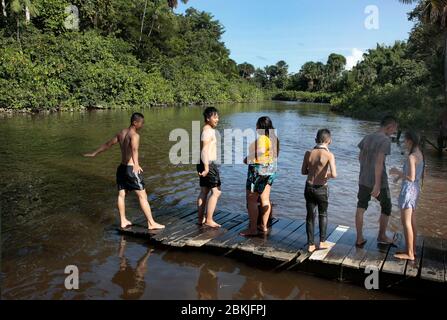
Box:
[250,135,274,164]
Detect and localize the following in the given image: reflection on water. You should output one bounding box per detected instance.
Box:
[1,101,446,299]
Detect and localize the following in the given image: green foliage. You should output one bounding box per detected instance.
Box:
[331,41,440,129]
[0,2,263,110]
[272,91,335,103]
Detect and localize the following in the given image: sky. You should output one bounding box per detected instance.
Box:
[176,0,417,72]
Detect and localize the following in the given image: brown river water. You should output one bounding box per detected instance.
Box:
[1,101,446,299]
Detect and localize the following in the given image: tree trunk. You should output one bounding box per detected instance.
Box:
[444,31,447,105]
[2,0,7,17]
[139,0,148,46]
[25,6,30,23]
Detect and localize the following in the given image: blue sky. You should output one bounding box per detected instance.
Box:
[176,0,417,72]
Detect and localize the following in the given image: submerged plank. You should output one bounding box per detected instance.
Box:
[186,216,246,247]
[165,211,234,247]
[163,211,231,246]
[252,220,305,256]
[236,218,294,253]
[420,237,444,282]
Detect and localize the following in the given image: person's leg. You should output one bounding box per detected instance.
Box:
[197,187,210,225]
[259,184,272,232]
[411,210,417,255]
[240,191,260,236]
[204,187,221,228]
[305,186,317,252]
[118,190,132,228]
[356,185,370,246]
[134,190,165,230]
[394,208,415,260]
[316,186,329,249]
[377,188,394,244]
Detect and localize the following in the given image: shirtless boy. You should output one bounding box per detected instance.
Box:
[196,107,222,228]
[83,112,165,230]
[301,129,337,253]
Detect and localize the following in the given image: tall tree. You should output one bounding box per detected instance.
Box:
[400,0,447,102]
[10,0,38,43]
[238,62,255,79]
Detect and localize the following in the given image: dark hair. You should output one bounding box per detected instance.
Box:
[315,129,331,144]
[255,116,280,158]
[256,116,275,134]
[203,107,218,122]
[380,115,397,127]
[130,112,144,124]
[404,130,425,187]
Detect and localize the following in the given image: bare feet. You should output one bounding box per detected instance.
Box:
[257,225,268,233]
[319,241,330,250]
[240,228,258,237]
[308,245,316,253]
[394,253,415,261]
[121,219,133,229]
[148,222,165,230]
[204,220,221,228]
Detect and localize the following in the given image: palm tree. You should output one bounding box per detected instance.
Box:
[167,0,188,9]
[400,0,447,101]
[10,0,38,44]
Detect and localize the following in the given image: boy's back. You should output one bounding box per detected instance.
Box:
[302,147,334,186]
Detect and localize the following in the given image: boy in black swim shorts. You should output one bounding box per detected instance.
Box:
[196,107,222,228]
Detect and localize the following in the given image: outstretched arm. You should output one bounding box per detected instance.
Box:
[83,135,118,157]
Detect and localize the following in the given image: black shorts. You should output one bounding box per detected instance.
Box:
[357,184,392,216]
[116,164,145,191]
[196,162,221,189]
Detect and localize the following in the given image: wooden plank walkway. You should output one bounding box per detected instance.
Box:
[117,207,447,290]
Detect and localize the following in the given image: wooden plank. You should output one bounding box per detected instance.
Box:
[207,220,250,248]
[223,218,279,249]
[341,229,377,270]
[381,233,407,276]
[179,212,241,245]
[132,206,195,226]
[151,209,199,242]
[309,225,349,261]
[163,211,232,246]
[405,235,424,278]
[323,228,357,266]
[262,222,308,261]
[185,216,246,247]
[164,211,234,247]
[420,237,445,282]
[295,223,338,264]
[236,218,295,253]
[267,222,307,252]
[252,220,305,256]
[359,233,394,270]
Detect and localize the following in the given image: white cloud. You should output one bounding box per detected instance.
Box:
[346,48,364,70]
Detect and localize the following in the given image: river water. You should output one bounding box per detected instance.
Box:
[1,101,446,299]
